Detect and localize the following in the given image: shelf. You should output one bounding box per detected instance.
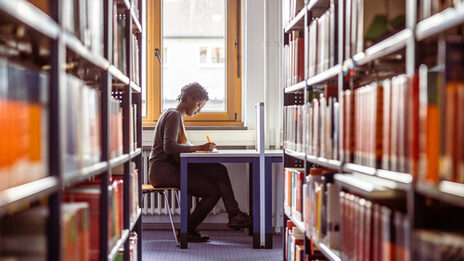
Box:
[130,148,142,159]
[306,65,341,86]
[306,155,342,170]
[63,32,109,71]
[334,173,404,199]
[64,162,108,186]
[109,65,130,85]
[351,29,412,66]
[284,149,306,161]
[284,209,305,233]
[130,208,142,231]
[343,163,376,175]
[307,0,331,15]
[0,0,60,40]
[284,81,306,93]
[416,181,464,208]
[416,6,464,41]
[131,10,142,33]
[312,240,341,261]
[0,176,58,216]
[110,154,130,168]
[108,229,130,261]
[284,7,306,33]
[375,169,413,185]
[130,81,141,93]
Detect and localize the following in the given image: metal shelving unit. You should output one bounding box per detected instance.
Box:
[282,0,464,260]
[0,0,144,260]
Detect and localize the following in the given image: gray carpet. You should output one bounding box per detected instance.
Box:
[142,230,282,261]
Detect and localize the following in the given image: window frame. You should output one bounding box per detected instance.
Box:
[144,0,242,127]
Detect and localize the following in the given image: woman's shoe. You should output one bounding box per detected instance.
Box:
[178,230,210,243]
[227,212,253,230]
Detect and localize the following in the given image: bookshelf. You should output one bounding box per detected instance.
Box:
[282,0,464,260]
[0,0,144,260]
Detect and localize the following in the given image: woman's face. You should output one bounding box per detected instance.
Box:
[185,97,207,117]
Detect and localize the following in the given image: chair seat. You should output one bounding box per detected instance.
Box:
[142,184,180,192]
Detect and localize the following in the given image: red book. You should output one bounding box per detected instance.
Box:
[65,186,101,261]
[409,74,420,179]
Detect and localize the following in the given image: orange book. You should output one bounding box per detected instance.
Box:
[425,70,440,184]
[443,82,459,181]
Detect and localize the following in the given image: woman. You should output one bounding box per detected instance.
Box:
[148,82,252,242]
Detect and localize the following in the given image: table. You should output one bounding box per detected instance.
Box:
[179,149,282,249]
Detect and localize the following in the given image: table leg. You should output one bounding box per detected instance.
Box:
[252,157,261,249]
[265,157,273,249]
[248,163,253,236]
[180,158,188,249]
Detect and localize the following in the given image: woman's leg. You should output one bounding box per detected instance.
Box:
[149,161,223,231]
[188,163,241,217]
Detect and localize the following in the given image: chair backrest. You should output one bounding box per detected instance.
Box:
[142,184,180,192]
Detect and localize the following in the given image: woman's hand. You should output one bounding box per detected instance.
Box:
[197,142,216,151]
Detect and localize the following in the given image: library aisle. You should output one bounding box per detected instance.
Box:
[2,0,464,260]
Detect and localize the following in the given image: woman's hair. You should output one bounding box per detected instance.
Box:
[176,82,209,103]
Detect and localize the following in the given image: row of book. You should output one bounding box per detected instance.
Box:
[129,104,139,152]
[65,75,102,173]
[130,34,141,85]
[344,0,405,60]
[417,61,464,184]
[110,97,124,159]
[62,0,104,56]
[283,31,304,87]
[282,0,305,27]
[112,162,140,224]
[305,169,340,249]
[343,75,416,171]
[283,85,340,160]
[307,4,337,78]
[0,58,48,191]
[113,7,128,75]
[0,203,91,261]
[115,232,138,261]
[419,0,464,20]
[64,166,140,261]
[339,191,409,261]
[413,229,464,261]
[285,221,305,261]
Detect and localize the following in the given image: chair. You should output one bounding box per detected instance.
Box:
[142,184,181,246]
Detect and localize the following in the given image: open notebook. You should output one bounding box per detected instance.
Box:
[194,147,218,153]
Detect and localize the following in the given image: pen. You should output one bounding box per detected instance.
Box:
[207,136,211,143]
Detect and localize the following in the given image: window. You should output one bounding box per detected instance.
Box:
[198,46,225,65]
[145,0,242,126]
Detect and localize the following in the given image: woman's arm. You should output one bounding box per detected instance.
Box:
[162,112,214,153]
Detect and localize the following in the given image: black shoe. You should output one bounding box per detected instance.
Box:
[228,212,253,230]
[178,230,210,243]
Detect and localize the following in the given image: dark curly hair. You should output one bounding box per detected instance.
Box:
[176,82,209,103]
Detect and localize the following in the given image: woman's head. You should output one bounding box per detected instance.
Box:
[176,82,209,117]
